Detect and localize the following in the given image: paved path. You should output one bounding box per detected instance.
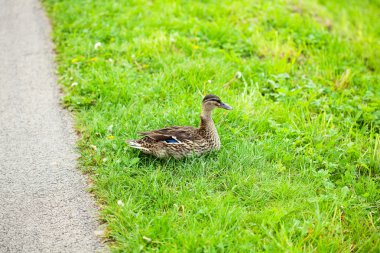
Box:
[0,0,103,252]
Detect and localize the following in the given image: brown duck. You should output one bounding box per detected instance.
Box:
[126,94,232,159]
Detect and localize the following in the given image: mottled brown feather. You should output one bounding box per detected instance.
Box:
[139,126,203,142]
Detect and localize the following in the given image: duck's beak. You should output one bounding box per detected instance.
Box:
[219,102,233,110]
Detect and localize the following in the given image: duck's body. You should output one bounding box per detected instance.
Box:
[129,119,219,159]
[126,94,232,159]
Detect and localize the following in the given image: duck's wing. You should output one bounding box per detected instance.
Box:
[139,126,202,143]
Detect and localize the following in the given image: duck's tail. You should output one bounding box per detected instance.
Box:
[126,140,149,151]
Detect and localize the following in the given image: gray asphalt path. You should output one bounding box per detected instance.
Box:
[0,0,103,252]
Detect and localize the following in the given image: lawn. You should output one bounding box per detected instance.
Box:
[43,0,380,251]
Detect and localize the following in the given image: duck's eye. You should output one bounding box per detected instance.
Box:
[205,99,221,106]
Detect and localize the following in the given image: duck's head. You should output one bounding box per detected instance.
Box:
[202,94,233,111]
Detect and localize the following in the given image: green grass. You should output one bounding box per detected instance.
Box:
[43,0,380,251]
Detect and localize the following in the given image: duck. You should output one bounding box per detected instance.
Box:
[126,94,232,159]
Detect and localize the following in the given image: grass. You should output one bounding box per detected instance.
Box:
[42,0,380,251]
